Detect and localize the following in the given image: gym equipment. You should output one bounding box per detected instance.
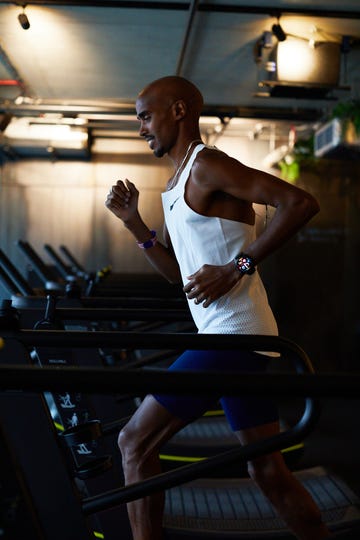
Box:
[1,260,358,535]
[0,242,189,323]
[17,239,64,292]
[57,242,184,297]
[3,294,293,465]
[0,247,36,296]
[17,239,186,299]
[0,307,133,539]
[0,329,359,538]
[0,295,304,473]
[0,245,194,339]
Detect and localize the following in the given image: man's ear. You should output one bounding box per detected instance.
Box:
[172,100,186,120]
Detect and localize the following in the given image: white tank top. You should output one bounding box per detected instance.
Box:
[161,144,278,337]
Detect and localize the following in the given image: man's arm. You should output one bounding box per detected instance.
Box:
[105,179,181,284]
[184,150,319,307]
[218,159,319,264]
[195,149,320,264]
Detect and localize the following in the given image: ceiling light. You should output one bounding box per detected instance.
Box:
[4,117,88,145]
[18,9,30,30]
[276,39,340,85]
[272,22,286,42]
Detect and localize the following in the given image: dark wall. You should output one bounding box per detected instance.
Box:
[261,160,360,372]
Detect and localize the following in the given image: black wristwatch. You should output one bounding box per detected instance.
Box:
[234,252,256,275]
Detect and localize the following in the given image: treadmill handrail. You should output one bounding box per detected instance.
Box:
[43,244,72,280]
[0,329,313,364]
[0,248,35,296]
[15,306,193,321]
[17,240,59,285]
[0,266,22,296]
[59,244,86,275]
[0,329,344,517]
[0,362,358,397]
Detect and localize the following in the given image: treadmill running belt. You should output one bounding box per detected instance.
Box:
[163,467,360,538]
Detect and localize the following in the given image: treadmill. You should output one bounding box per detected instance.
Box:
[0,329,359,539]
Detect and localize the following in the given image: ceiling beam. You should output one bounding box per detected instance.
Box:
[200,4,360,19]
[175,0,200,76]
[0,101,323,122]
[1,1,360,19]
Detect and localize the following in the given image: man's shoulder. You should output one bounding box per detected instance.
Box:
[193,145,245,183]
[197,144,227,161]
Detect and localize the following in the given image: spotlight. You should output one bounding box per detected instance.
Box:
[272,23,286,42]
[18,12,30,30]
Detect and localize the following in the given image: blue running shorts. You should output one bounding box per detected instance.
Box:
[153,349,279,431]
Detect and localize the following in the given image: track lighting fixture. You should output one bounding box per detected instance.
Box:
[272,21,286,42]
[18,8,30,30]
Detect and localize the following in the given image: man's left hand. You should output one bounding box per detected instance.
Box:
[183,261,240,307]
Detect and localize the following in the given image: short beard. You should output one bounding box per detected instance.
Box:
[153,140,170,158]
[154,147,165,158]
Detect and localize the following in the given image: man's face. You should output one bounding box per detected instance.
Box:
[136,93,176,158]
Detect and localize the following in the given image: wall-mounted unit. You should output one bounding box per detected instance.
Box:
[314,117,360,159]
[257,39,347,100]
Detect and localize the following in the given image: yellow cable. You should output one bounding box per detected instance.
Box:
[281,443,304,454]
[160,443,304,463]
[203,409,224,417]
[160,454,205,463]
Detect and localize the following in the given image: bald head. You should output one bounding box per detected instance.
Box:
[136,76,203,158]
[138,76,204,120]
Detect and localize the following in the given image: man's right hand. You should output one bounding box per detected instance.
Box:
[105,178,139,224]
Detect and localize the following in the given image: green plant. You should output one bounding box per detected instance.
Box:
[331,100,360,135]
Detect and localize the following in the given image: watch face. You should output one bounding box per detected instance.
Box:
[240,257,251,272]
[235,254,255,274]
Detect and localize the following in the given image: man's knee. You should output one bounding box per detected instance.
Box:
[118,421,160,476]
[117,424,130,453]
[118,423,142,468]
[117,396,186,475]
